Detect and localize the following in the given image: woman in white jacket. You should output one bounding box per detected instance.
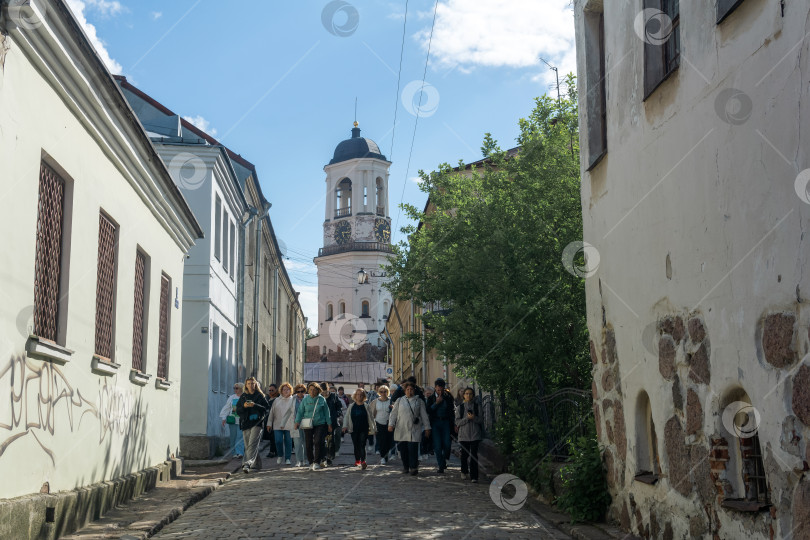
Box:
[219,382,245,458]
[268,382,296,465]
[388,381,431,476]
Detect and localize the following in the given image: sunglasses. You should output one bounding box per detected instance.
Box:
[296,390,305,394]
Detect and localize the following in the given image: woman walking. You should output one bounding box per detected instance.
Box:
[343,388,376,469]
[292,384,307,466]
[236,377,270,474]
[372,385,394,464]
[219,382,245,458]
[388,381,430,476]
[294,382,332,470]
[456,387,484,483]
[268,382,295,465]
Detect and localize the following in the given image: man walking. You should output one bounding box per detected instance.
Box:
[426,378,455,474]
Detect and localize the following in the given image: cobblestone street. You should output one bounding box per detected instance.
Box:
[154,437,570,540]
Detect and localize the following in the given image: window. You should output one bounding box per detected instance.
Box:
[383,301,389,320]
[94,212,118,360]
[719,389,769,508]
[33,162,67,343]
[643,0,680,99]
[376,177,385,215]
[634,391,660,483]
[157,273,171,380]
[211,324,220,392]
[339,301,346,316]
[220,329,228,393]
[717,0,745,24]
[361,300,370,318]
[584,6,607,169]
[229,220,235,280]
[132,250,149,372]
[363,186,367,207]
[214,195,222,261]
[326,303,333,321]
[222,209,229,272]
[336,178,352,217]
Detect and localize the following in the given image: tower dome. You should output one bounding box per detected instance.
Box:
[329,122,387,165]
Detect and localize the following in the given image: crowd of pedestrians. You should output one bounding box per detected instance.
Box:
[220,376,484,482]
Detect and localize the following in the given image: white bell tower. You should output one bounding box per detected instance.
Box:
[314,122,393,356]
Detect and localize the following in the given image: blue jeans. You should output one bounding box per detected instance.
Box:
[228,424,244,456]
[274,430,292,461]
[432,419,452,470]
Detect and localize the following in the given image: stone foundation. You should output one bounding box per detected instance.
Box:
[0,459,181,540]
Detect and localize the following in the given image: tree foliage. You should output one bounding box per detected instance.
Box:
[386,74,590,398]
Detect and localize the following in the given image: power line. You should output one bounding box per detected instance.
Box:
[389,0,410,160]
[394,0,439,235]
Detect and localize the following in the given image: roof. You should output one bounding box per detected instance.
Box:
[304,362,390,384]
[328,125,388,165]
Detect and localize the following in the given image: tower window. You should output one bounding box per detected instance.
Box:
[336,178,352,218]
[376,177,385,216]
[361,301,370,318]
[339,301,346,317]
[326,303,333,321]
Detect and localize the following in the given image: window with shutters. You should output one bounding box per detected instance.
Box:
[222,209,229,273]
[132,250,149,372]
[229,220,235,280]
[643,0,680,99]
[717,0,745,24]
[214,195,222,261]
[157,273,171,379]
[94,212,118,360]
[584,6,607,170]
[33,162,68,344]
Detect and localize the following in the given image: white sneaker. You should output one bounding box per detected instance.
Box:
[297,461,303,467]
[285,459,291,465]
[461,472,468,480]
[321,460,328,468]
[312,463,321,470]
[277,457,282,465]
[375,450,380,455]
[380,458,387,465]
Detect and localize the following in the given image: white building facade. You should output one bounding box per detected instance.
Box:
[575,1,810,538]
[315,124,393,354]
[0,0,201,515]
[116,79,250,459]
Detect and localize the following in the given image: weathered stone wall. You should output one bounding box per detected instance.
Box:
[574,1,810,538]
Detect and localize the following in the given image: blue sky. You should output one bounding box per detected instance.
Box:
[65,0,577,328]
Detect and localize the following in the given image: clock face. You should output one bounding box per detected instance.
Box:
[334,220,352,245]
[374,218,391,243]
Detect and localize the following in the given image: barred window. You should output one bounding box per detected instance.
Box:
[33,162,66,342]
[157,273,171,379]
[132,250,148,372]
[94,213,118,360]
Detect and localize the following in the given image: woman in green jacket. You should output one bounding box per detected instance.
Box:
[294,382,332,470]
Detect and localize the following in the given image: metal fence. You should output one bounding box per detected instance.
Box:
[478,386,591,460]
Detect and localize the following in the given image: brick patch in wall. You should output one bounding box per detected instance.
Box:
[792,364,810,426]
[762,312,796,368]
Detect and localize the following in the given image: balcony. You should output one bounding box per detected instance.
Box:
[335,207,352,218]
[376,206,385,216]
[318,241,394,257]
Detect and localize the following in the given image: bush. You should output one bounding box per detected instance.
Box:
[556,436,611,523]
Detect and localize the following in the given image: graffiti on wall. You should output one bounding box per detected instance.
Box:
[0,354,138,464]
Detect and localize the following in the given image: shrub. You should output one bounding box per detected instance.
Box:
[556,435,611,523]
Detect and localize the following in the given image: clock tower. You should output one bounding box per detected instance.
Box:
[314,122,393,356]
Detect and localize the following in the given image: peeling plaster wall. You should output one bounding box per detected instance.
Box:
[575,1,810,538]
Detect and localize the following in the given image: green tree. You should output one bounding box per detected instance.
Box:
[386,74,589,400]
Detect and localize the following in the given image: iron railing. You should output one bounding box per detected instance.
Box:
[335,207,352,218]
[131,251,147,372]
[33,162,65,342]
[157,274,170,379]
[94,213,117,359]
[318,241,393,257]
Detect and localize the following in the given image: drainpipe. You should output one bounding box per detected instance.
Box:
[252,202,271,377]
[271,263,279,382]
[237,207,258,379]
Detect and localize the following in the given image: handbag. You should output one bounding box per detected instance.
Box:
[300,398,318,429]
[226,414,236,425]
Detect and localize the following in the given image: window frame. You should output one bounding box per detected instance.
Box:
[132,249,150,372]
[643,0,681,100]
[214,195,222,261]
[156,273,171,380]
[93,211,119,362]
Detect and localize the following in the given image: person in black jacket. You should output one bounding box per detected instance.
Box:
[390,376,424,404]
[236,377,270,474]
[426,378,455,473]
[321,382,342,464]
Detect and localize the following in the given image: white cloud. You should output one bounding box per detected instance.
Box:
[409,176,423,184]
[183,115,218,137]
[415,0,576,85]
[85,0,124,17]
[151,11,162,20]
[64,0,123,74]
